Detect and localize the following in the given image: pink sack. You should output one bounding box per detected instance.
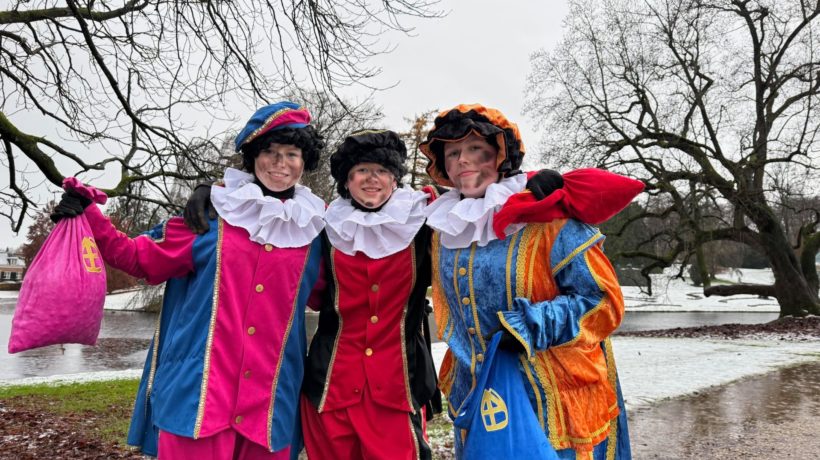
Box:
[8,178,108,353]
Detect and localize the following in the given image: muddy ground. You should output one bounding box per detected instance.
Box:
[1,317,818,459]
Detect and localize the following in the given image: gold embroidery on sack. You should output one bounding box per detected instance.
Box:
[81,237,103,273]
[481,388,509,432]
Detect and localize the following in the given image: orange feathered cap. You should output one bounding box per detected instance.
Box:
[419,104,526,187]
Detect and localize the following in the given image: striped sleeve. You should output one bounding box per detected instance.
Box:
[498,220,624,356]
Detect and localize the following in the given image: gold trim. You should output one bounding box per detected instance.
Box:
[239,106,297,147]
[193,218,224,438]
[505,231,520,310]
[143,310,163,414]
[554,250,607,349]
[400,243,417,413]
[526,230,543,298]
[520,355,544,429]
[552,232,602,275]
[317,248,342,412]
[431,232,453,341]
[408,413,422,460]
[149,220,170,243]
[467,243,486,353]
[533,355,561,446]
[450,247,478,405]
[497,311,533,359]
[544,357,568,442]
[515,226,537,300]
[351,129,389,137]
[451,247,470,342]
[451,248,462,317]
[604,338,619,460]
[566,421,612,444]
[267,245,311,447]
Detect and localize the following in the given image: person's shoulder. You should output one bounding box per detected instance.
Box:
[547,218,604,266]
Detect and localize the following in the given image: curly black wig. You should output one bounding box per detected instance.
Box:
[330,130,408,199]
[240,126,325,173]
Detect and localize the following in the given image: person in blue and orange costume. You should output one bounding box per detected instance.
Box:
[418,104,638,459]
[299,130,439,460]
[50,101,328,460]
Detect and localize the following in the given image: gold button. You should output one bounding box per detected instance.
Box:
[462,297,470,305]
[255,284,264,293]
[365,348,373,357]
[370,315,379,324]
[458,267,467,276]
[371,284,379,292]
[264,244,273,252]
[244,370,251,379]
[247,326,256,336]
[235,415,243,424]
[476,353,484,363]
[468,327,476,335]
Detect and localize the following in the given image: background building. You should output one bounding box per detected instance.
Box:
[0,247,24,282]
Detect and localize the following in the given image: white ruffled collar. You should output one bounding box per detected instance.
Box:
[211,168,326,248]
[325,187,429,258]
[424,174,527,249]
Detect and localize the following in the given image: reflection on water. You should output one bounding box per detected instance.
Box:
[0,297,781,381]
[629,361,820,458]
[617,310,779,333]
[0,301,156,380]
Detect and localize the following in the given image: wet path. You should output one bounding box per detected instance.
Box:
[629,360,820,459]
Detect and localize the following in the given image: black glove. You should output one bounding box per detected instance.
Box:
[526,169,564,201]
[497,329,526,354]
[183,182,216,234]
[50,191,92,223]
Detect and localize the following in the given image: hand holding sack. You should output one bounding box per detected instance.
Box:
[7,178,108,353]
[453,332,559,459]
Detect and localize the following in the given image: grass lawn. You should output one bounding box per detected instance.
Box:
[0,379,457,458]
[0,378,140,445]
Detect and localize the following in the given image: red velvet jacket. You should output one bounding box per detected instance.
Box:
[302,229,438,415]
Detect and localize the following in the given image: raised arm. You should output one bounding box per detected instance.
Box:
[83,205,197,285]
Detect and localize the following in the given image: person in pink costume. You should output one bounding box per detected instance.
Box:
[51,101,327,460]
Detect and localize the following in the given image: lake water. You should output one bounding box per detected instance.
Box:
[0,296,779,381]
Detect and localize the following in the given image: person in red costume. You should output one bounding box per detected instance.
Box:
[300,130,439,460]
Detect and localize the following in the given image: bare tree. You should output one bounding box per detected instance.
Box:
[0,0,442,231]
[400,110,437,190]
[287,89,385,202]
[526,0,820,316]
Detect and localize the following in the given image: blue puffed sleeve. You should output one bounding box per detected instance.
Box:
[498,220,613,356]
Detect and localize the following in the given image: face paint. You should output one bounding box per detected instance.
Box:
[346,162,397,209]
[443,133,500,198]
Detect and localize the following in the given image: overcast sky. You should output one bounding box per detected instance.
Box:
[359,0,569,157]
[2,1,569,248]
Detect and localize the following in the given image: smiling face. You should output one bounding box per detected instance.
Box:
[346,162,397,209]
[254,143,304,192]
[442,133,500,198]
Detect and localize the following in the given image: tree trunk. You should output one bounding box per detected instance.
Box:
[759,226,820,317]
[695,245,711,288]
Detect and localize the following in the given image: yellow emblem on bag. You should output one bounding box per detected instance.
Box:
[82,237,103,273]
[481,388,508,432]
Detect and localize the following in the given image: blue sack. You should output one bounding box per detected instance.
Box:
[453,332,558,459]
